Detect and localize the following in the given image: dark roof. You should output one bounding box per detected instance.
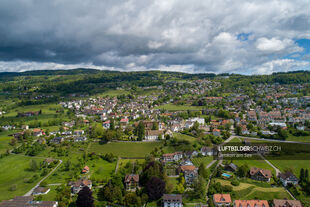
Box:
[279,171,298,180]
[0,196,57,207]
[227,163,237,171]
[33,187,49,194]
[162,194,182,203]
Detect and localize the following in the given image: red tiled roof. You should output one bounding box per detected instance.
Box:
[213,194,231,203]
[234,200,269,207]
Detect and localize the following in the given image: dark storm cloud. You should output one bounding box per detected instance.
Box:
[0,0,309,74]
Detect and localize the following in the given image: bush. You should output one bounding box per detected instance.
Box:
[222,185,233,192]
[40,181,48,187]
[231,179,240,186]
[9,184,17,191]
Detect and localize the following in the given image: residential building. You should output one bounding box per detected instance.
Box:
[272,199,302,207]
[162,152,183,162]
[213,129,221,136]
[82,166,89,174]
[162,194,182,207]
[201,146,214,156]
[49,137,64,144]
[279,171,299,186]
[213,194,231,206]
[224,163,237,172]
[250,167,272,182]
[145,130,163,140]
[177,165,198,185]
[0,196,58,207]
[69,179,92,194]
[74,130,84,136]
[124,174,139,190]
[32,187,50,195]
[233,200,269,207]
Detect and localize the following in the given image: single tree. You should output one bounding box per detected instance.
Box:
[146,176,165,201]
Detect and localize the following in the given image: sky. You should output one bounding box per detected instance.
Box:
[0,0,310,75]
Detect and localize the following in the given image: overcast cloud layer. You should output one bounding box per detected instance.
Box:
[1,0,310,74]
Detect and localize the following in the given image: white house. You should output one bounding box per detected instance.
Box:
[145,130,163,140]
[189,117,205,125]
[162,194,182,207]
[279,171,299,187]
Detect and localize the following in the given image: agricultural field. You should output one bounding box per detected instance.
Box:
[0,155,45,201]
[214,178,292,200]
[88,141,163,158]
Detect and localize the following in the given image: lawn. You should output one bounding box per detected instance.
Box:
[229,155,276,175]
[173,133,197,143]
[39,185,58,201]
[191,156,213,167]
[86,159,117,180]
[167,177,179,192]
[88,141,163,158]
[268,153,310,176]
[118,159,145,168]
[154,104,204,111]
[215,178,292,200]
[0,155,45,201]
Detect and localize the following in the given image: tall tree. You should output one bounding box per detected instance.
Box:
[198,163,209,179]
[305,169,309,183]
[146,176,166,201]
[300,168,305,182]
[137,121,145,141]
[76,186,94,207]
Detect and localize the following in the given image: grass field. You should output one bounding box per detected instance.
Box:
[0,155,45,201]
[0,130,15,154]
[40,185,58,201]
[118,159,145,168]
[286,135,310,143]
[173,133,197,143]
[99,89,130,97]
[154,104,204,111]
[268,153,310,176]
[88,141,163,157]
[191,157,213,167]
[3,104,61,117]
[215,178,292,200]
[228,155,276,175]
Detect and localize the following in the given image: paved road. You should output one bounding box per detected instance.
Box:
[24,159,62,196]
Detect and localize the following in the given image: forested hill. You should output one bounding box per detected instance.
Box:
[0,69,309,98]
